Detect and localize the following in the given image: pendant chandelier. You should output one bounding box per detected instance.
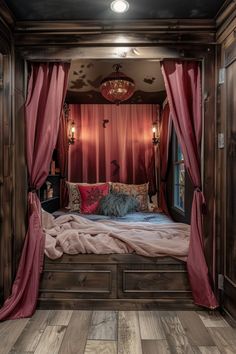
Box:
[100,64,135,104]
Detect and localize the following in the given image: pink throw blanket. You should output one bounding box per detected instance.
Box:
[43,214,190,260]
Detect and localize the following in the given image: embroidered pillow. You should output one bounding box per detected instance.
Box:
[66,181,81,211]
[78,183,110,214]
[98,191,139,217]
[110,182,149,211]
[66,182,109,212]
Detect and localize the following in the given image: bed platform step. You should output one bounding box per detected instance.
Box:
[38,254,196,310]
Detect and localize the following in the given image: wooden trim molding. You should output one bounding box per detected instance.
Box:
[14,19,216,48]
[0,0,15,29]
[216,1,236,43]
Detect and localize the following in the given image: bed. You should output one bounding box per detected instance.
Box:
[38,210,195,310]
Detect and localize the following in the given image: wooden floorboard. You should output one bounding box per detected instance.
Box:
[0,318,29,354]
[87,311,117,340]
[58,311,92,354]
[141,339,170,354]
[0,310,235,354]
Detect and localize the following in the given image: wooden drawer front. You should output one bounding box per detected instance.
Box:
[119,269,191,298]
[40,266,116,299]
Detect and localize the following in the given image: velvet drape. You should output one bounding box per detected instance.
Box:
[0,62,70,320]
[57,110,69,208]
[159,102,172,214]
[68,104,157,196]
[161,60,218,308]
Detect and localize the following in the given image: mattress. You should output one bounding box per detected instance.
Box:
[52,210,173,224]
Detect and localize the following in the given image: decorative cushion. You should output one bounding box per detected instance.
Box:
[78,183,110,214]
[98,191,139,217]
[66,182,109,211]
[110,182,149,211]
[66,182,81,211]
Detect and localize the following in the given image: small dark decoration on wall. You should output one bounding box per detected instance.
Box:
[103,119,109,128]
[111,160,120,176]
[143,77,156,85]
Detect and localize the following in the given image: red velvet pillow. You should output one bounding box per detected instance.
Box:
[78,183,109,214]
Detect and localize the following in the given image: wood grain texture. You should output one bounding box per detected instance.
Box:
[11,310,51,352]
[142,339,170,354]
[160,311,195,353]
[138,311,166,340]
[48,310,73,326]
[0,318,29,354]
[88,311,117,340]
[118,311,142,354]
[197,311,230,328]
[84,340,117,354]
[208,327,236,354]
[178,311,215,346]
[59,311,92,354]
[34,325,66,354]
[198,347,221,354]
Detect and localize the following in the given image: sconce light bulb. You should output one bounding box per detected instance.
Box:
[71,126,75,133]
[152,126,156,133]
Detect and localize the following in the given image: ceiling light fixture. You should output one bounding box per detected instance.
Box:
[100,64,135,104]
[110,0,129,13]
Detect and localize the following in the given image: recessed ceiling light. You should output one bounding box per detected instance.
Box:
[110,0,129,13]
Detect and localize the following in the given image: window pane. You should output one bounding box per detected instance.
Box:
[177,143,184,161]
[173,136,185,212]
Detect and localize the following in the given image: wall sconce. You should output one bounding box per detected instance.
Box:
[152,123,160,145]
[68,120,75,145]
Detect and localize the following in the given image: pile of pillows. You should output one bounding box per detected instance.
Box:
[66,181,149,217]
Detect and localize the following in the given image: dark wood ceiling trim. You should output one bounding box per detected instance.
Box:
[14,19,216,48]
[15,19,215,33]
[17,43,214,61]
[0,0,15,29]
[216,1,236,43]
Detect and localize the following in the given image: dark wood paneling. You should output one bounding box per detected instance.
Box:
[0,17,14,302]
[13,50,27,276]
[39,254,193,309]
[37,298,198,311]
[202,47,217,282]
[120,269,191,297]
[40,265,117,299]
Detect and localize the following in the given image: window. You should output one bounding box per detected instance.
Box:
[173,132,185,212]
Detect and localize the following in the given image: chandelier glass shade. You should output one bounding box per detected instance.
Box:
[100,64,135,104]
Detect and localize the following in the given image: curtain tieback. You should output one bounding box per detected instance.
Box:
[28,187,38,193]
[194,186,207,214]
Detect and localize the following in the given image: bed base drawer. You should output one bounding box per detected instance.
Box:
[39,265,117,299]
[118,264,191,299]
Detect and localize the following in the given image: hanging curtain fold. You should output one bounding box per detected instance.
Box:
[68,104,157,196]
[159,102,172,214]
[161,60,218,309]
[0,62,70,320]
[57,110,69,208]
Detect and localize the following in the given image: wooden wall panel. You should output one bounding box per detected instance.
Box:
[12,51,27,276]
[202,47,217,283]
[0,20,14,302]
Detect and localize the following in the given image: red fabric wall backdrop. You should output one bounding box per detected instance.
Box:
[68,104,158,196]
[161,60,218,309]
[0,62,70,320]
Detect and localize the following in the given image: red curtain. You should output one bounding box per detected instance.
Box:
[57,110,69,208]
[159,102,172,214]
[161,60,218,309]
[68,104,157,196]
[0,62,70,320]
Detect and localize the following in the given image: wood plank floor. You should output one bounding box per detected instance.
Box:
[0,310,234,354]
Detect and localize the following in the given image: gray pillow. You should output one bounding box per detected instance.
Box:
[98,191,139,217]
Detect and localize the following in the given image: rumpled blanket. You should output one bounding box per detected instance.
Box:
[43,213,190,260]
